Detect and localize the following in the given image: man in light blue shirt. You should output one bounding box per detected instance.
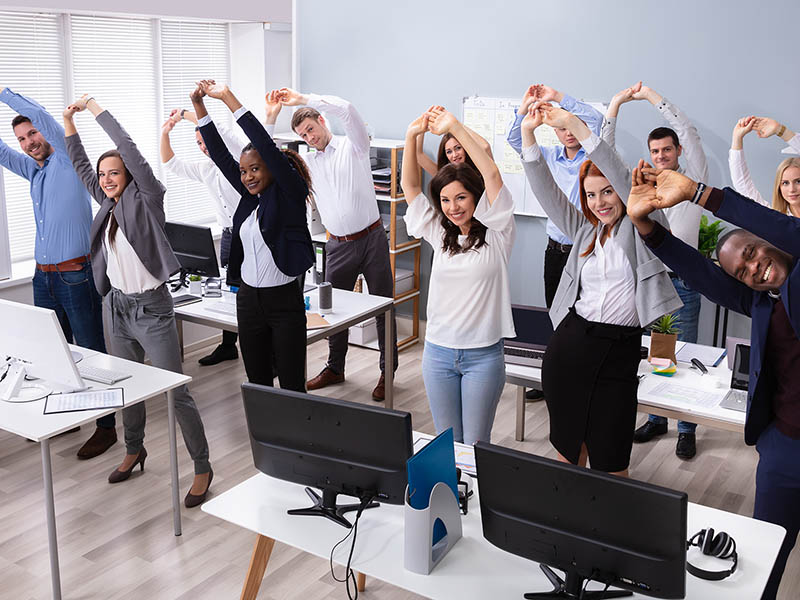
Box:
[0,87,116,458]
[507,84,603,308]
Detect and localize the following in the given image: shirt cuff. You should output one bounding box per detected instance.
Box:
[558,93,576,110]
[232,106,248,121]
[521,143,541,162]
[581,132,601,154]
[704,187,724,213]
[306,93,323,109]
[197,115,212,127]
[640,221,667,248]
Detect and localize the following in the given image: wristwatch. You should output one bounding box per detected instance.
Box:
[180,108,186,121]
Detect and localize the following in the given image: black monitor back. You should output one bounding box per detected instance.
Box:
[165,221,220,278]
[242,383,413,504]
[475,442,687,599]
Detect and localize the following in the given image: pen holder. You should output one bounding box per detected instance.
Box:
[404,482,462,574]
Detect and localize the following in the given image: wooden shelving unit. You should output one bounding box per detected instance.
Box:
[371,139,420,351]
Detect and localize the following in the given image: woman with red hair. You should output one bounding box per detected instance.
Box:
[519,102,680,476]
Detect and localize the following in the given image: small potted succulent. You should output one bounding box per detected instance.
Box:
[188,274,203,296]
[649,313,681,363]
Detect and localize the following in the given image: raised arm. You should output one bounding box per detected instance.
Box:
[600,81,641,147]
[280,88,371,155]
[728,116,768,206]
[626,165,754,315]
[160,116,177,163]
[641,166,800,258]
[753,116,796,144]
[401,113,429,203]
[464,125,493,159]
[190,84,246,195]
[62,102,104,204]
[506,85,539,154]
[0,87,67,154]
[82,96,164,198]
[428,107,503,203]
[204,82,308,201]
[416,131,438,176]
[639,86,708,181]
[519,104,586,239]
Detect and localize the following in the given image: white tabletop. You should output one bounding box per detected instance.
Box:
[204,470,784,600]
[174,286,393,342]
[0,346,190,442]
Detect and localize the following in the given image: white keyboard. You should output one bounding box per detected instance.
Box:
[78,364,131,385]
[206,301,237,316]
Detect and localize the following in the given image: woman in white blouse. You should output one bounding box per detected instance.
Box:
[730,116,800,217]
[401,107,515,446]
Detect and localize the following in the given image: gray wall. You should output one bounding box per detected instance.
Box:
[297,0,800,343]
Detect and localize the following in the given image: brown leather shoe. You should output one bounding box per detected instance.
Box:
[77,426,117,459]
[372,374,385,402]
[307,367,344,391]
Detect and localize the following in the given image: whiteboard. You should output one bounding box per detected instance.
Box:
[462,96,606,218]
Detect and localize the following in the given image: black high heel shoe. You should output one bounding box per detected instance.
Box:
[108,448,147,484]
[184,468,213,508]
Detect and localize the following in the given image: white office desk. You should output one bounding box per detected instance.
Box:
[203,471,784,600]
[0,346,191,600]
[506,357,745,442]
[174,286,396,407]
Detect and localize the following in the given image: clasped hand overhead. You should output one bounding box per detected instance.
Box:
[627,159,697,220]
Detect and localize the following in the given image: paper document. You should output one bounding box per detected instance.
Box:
[646,382,724,409]
[44,388,124,414]
[676,343,726,367]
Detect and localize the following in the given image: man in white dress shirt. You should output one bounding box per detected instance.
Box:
[279,87,397,401]
[160,107,250,366]
[602,82,709,459]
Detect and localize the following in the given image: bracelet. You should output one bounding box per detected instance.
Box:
[777,124,786,138]
[84,96,95,109]
[180,108,186,120]
[691,182,707,205]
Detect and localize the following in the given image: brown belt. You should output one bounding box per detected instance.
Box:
[328,219,383,243]
[36,254,91,273]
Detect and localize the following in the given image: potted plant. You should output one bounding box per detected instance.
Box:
[188,274,202,295]
[649,313,681,363]
[698,215,726,259]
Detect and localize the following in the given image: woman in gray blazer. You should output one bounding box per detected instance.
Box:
[63,95,212,507]
[520,102,681,476]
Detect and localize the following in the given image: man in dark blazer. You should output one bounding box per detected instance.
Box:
[626,162,800,600]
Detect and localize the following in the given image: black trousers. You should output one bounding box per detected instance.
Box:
[543,240,572,308]
[236,280,306,392]
[220,227,238,348]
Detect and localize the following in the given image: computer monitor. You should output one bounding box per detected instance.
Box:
[475,442,687,599]
[0,299,85,402]
[242,383,414,528]
[164,222,220,283]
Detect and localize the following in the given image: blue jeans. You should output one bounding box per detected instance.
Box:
[754,422,800,600]
[32,263,114,429]
[421,340,505,445]
[649,276,701,435]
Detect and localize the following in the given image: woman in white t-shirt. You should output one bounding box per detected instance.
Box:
[402,107,515,445]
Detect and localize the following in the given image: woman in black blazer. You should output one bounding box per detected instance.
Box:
[190,80,314,391]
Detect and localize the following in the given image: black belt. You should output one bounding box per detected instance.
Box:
[547,238,573,253]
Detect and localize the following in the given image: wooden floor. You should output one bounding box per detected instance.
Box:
[1,336,797,600]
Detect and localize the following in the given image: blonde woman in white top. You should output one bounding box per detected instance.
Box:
[730,116,800,217]
[402,107,515,445]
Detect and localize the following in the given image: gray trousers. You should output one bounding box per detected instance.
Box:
[325,226,398,374]
[103,285,210,474]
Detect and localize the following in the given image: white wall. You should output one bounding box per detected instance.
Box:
[0,0,290,22]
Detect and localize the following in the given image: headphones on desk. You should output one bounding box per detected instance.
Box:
[686,528,738,581]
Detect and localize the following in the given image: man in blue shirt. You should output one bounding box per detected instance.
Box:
[0,87,116,458]
[507,84,603,400]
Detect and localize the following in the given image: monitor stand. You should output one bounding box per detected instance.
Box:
[288,487,379,529]
[524,564,631,599]
[1,359,51,403]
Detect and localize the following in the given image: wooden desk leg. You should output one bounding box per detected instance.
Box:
[240,534,276,600]
[356,572,366,592]
[515,385,526,442]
